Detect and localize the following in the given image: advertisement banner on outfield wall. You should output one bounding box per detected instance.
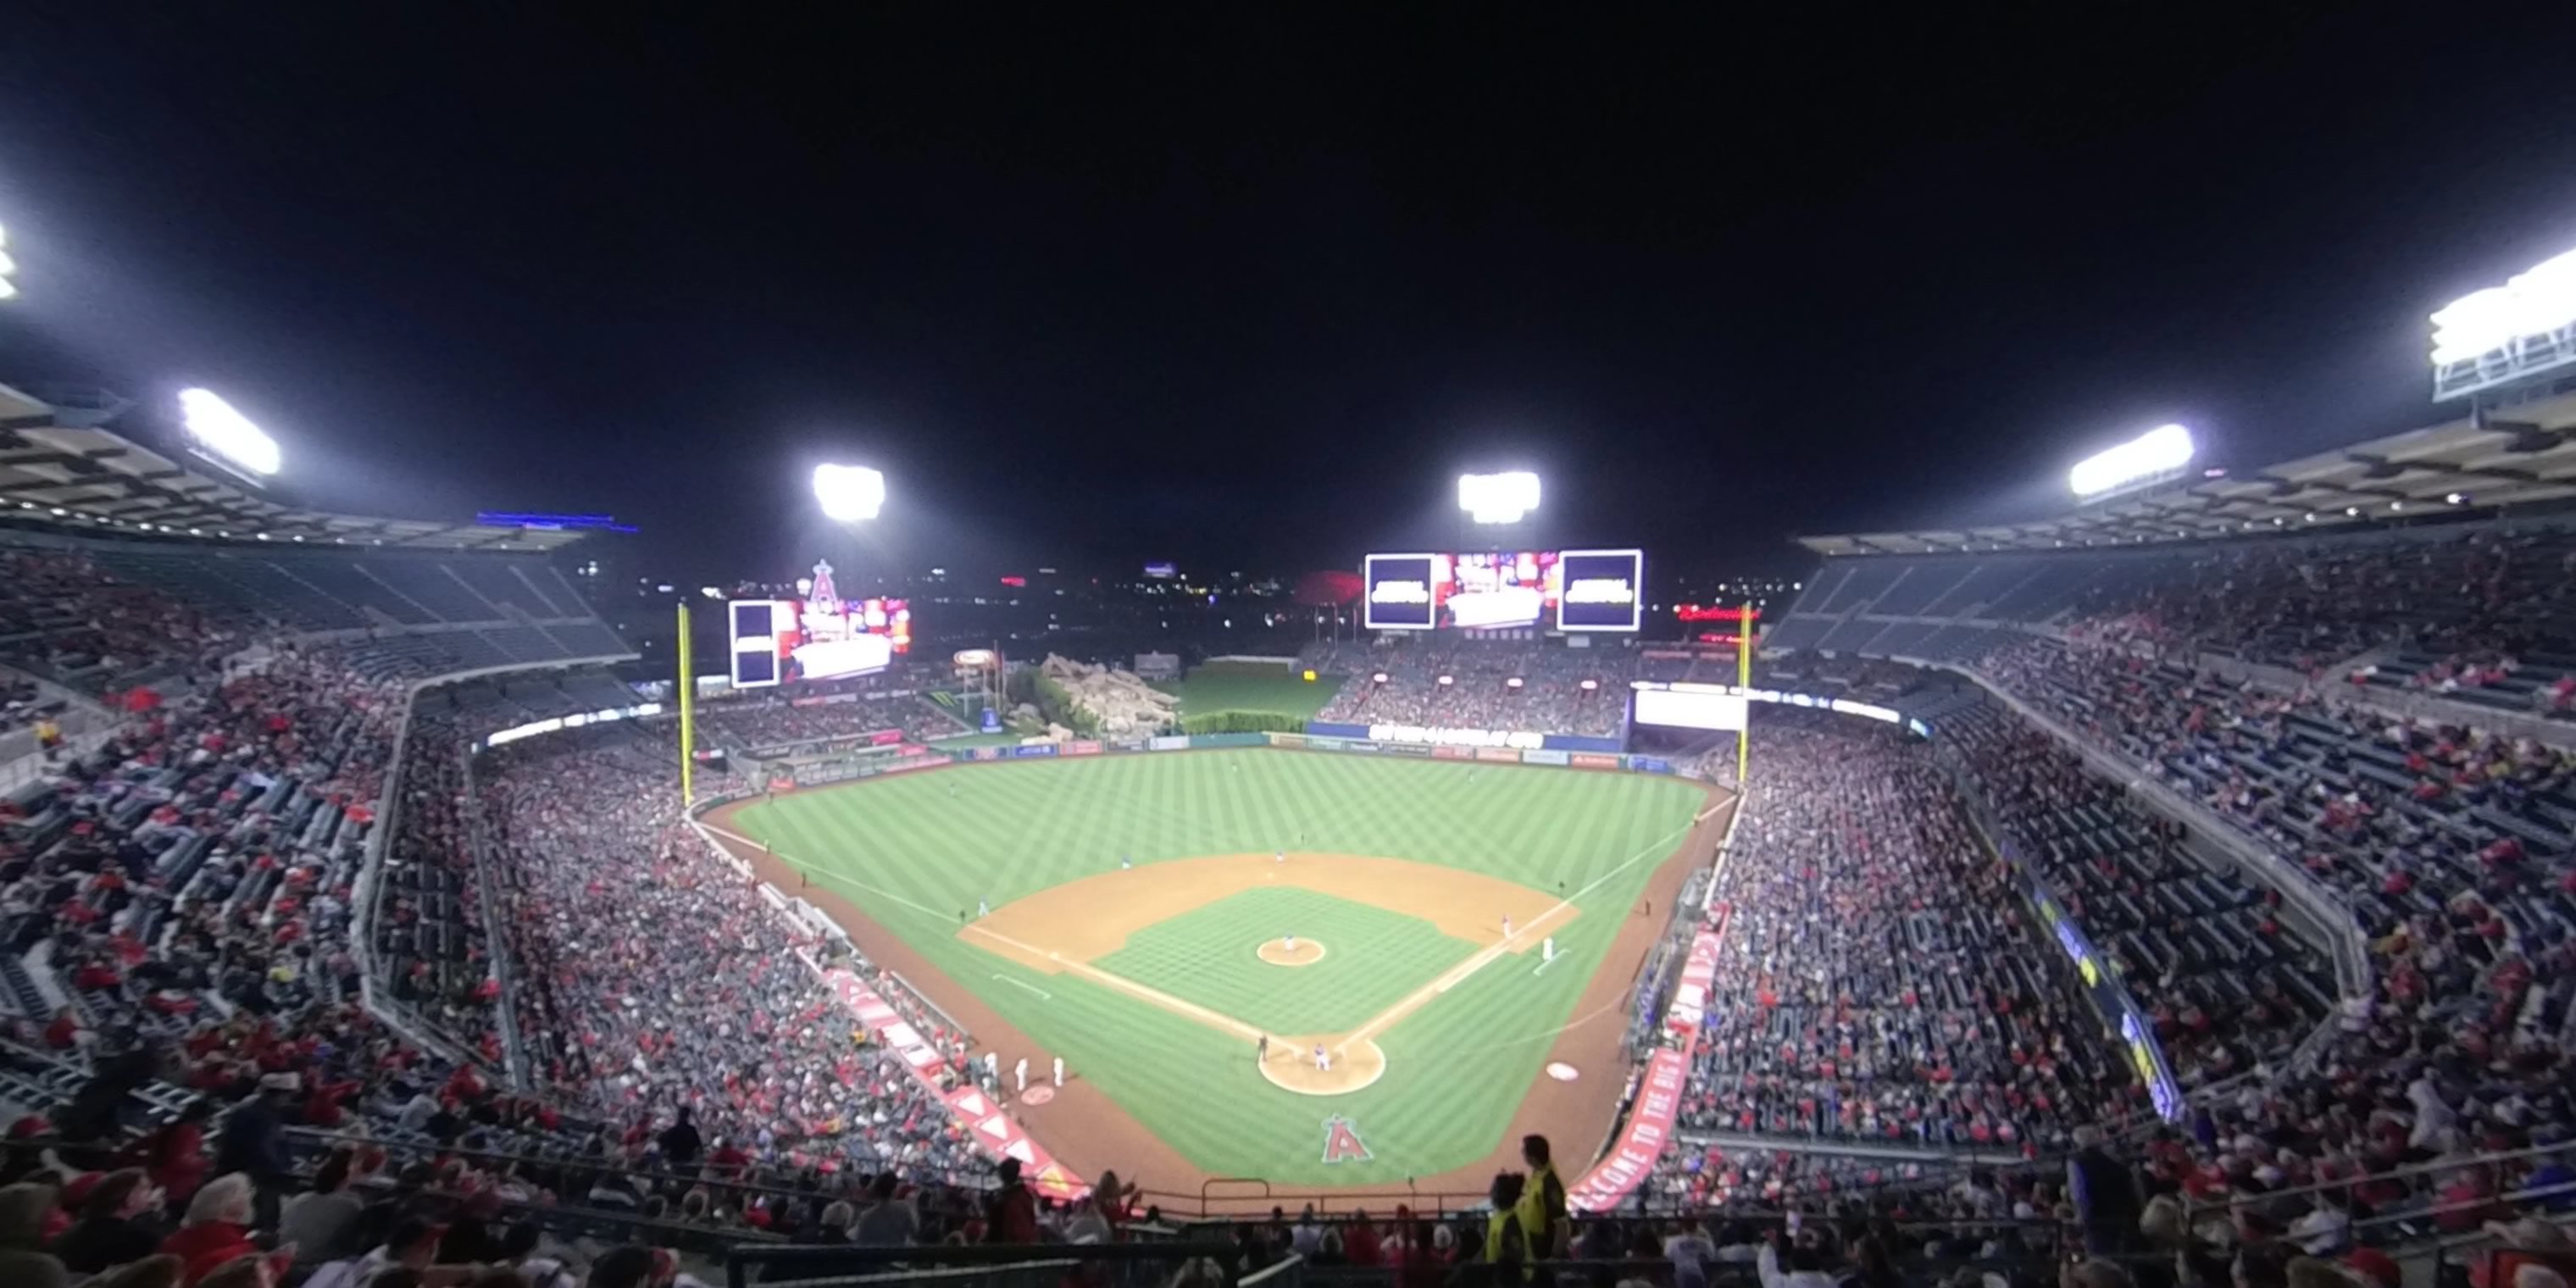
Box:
[1303,736,1346,752]
[1474,747,1519,763]
[1541,734,1626,755]
[1431,745,1470,760]
[1630,756,1673,774]
[1010,744,1057,758]
[971,747,1005,762]
[1380,742,1430,758]
[1570,752,1621,770]
[1063,741,1102,757]
[1306,721,1370,740]
[1570,913,1726,1213]
[1149,736,1191,752]
[1520,748,1570,766]
[1569,1047,1686,1213]
[1270,735,1307,750]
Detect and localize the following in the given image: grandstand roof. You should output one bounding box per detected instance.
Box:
[0,386,591,552]
[1799,391,2576,555]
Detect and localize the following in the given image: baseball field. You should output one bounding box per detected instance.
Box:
[711,748,1718,1191]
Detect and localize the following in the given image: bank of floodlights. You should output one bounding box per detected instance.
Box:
[2068,424,2194,500]
[812,464,887,522]
[1457,470,1540,525]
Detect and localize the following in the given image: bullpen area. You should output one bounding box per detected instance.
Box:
[706,748,1723,1194]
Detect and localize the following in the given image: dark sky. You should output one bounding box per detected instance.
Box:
[7,6,2576,584]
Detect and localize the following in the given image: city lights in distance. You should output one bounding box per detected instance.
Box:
[177,389,282,476]
[1457,471,1540,524]
[812,464,886,522]
[2069,424,2193,499]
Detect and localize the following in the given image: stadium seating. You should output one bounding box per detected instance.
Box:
[1310,640,1636,736]
[1682,718,2148,1153]
[5,521,2574,1285]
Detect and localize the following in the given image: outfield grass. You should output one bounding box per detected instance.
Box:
[1153,667,1344,721]
[731,750,1703,1184]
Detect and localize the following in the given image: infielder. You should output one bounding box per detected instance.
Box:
[1313,1043,1332,1073]
[1284,935,1297,952]
[1257,1034,1270,1063]
[1502,914,1513,941]
[1274,849,1284,864]
[1120,852,1132,870]
[979,898,991,918]
[1052,1056,1064,1087]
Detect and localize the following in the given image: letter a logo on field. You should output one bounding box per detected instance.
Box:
[1322,1114,1371,1164]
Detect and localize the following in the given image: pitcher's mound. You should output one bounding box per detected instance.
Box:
[1258,1033,1386,1095]
[1256,937,1327,967]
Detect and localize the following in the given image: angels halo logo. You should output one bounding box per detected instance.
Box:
[1321,1114,1372,1164]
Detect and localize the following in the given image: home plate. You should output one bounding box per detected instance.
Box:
[1022,1086,1057,1105]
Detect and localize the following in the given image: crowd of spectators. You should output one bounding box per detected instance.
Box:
[1310,640,1635,736]
[0,546,246,701]
[472,721,991,1186]
[1681,721,2145,1156]
[2057,524,2576,680]
[1938,700,2336,1088]
[689,697,966,755]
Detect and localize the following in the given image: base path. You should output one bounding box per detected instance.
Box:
[702,758,1736,1214]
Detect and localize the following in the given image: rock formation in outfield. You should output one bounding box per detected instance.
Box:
[1039,653,1180,736]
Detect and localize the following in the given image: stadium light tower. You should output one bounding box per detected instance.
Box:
[813,463,887,522]
[0,223,17,300]
[1457,470,1541,525]
[2068,424,2193,501]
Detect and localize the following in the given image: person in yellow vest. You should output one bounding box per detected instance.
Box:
[35,717,62,762]
[1481,1171,1529,1280]
[1514,1134,1568,1263]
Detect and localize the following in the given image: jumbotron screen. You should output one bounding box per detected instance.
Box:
[1362,548,1642,632]
[728,560,910,688]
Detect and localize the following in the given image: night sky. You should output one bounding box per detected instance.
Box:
[7,7,2576,585]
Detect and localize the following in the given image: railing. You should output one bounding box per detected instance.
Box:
[458,733,531,1090]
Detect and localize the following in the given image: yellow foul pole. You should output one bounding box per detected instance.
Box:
[677,602,697,808]
[1736,601,1753,784]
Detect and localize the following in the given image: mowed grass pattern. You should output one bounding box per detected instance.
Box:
[732,750,1704,1184]
[1094,887,1471,1035]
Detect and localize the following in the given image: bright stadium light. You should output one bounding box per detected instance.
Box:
[2069,424,2194,499]
[2431,247,2576,366]
[0,223,15,300]
[812,464,886,522]
[1457,470,1541,524]
[176,388,283,476]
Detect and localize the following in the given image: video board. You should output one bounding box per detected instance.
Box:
[1631,686,1748,731]
[728,559,911,688]
[1555,548,1644,632]
[1363,548,1644,632]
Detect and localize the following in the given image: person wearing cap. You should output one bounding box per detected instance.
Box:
[213,1074,298,1211]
